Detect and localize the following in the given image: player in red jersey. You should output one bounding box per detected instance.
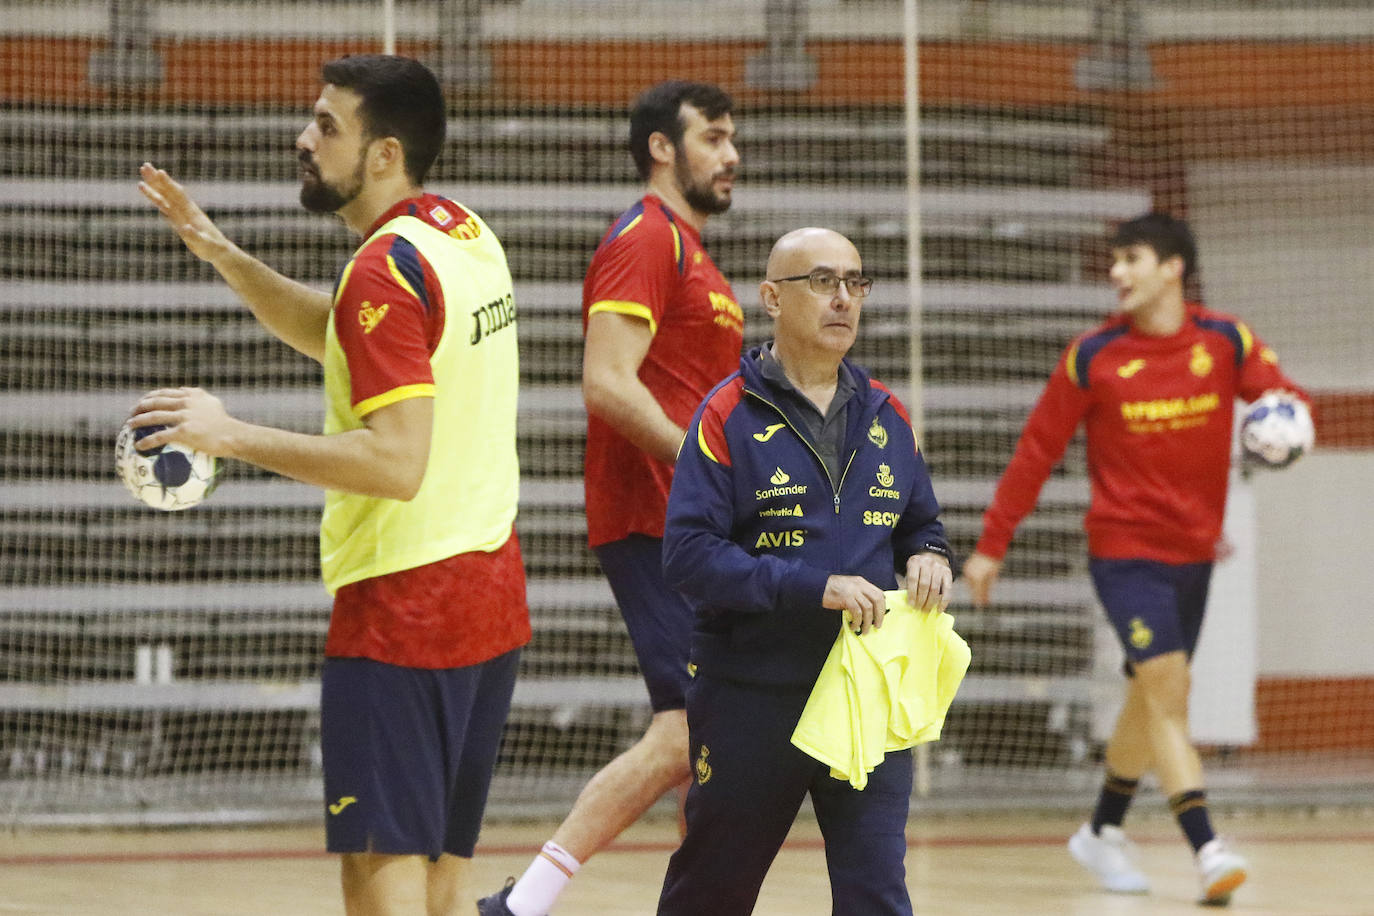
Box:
[963,213,1308,906]
[479,81,742,916]
[134,56,528,915]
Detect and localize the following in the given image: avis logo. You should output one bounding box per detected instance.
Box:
[755,529,805,548]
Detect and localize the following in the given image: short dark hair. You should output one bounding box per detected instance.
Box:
[628,80,734,181]
[320,54,446,185]
[1112,212,1198,280]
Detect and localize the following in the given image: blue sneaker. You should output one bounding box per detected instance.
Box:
[476,878,517,916]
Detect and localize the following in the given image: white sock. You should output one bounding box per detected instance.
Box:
[507,841,581,916]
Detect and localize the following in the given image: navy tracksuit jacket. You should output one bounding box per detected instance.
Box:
[664,347,952,687]
[657,347,953,916]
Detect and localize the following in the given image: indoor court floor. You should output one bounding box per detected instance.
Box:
[2,810,1371,915]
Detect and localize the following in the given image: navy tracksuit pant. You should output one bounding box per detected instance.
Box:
[657,673,914,916]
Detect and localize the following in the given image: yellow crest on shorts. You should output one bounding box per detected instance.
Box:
[1128,617,1154,650]
[695,745,713,785]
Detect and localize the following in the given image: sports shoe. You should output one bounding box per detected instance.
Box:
[1067,822,1150,894]
[476,877,518,916]
[1196,837,1248,905]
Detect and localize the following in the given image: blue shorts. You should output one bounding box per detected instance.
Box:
[320,650,520,858]
[1089,557,1213,670]
[594,534,693,712]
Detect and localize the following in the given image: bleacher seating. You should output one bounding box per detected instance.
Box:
[0,105,1147,820]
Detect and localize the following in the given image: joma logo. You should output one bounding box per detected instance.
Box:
[470,293,517,345]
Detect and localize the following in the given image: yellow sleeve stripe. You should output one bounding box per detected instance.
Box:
[697,422,720,464]
[1065,341,1081,387]
[354,383,436,418]
[588,300,658,336]
[1236,321,1254,358]
[385,253,420,302]
[669,223,682,270]
[333,259,357,306]
[615,213,643,238]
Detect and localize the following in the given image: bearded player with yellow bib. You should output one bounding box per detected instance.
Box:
[130,55,528,915]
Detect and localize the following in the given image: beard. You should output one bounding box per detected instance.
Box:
[675,157,733,215]
[299,151,365,214]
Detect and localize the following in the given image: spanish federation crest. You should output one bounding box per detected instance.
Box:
[867,417,887,448]
[1189,343,1214,377]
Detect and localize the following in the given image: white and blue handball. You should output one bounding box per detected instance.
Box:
[115,424,222,511]
[1239,391,1314,469]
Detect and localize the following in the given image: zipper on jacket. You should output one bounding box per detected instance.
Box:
[834,452,856,515]
[744,387,858,515]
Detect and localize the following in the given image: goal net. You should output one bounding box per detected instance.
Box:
[1,0,1371,826]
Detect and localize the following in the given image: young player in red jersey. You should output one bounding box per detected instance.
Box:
[479,81,742,916]
[963,213,1308,906]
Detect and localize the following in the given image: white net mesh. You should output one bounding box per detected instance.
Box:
[2,0,1372,826]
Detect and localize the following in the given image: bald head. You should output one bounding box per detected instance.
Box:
[760,227,867,371]
[765,227,860,280]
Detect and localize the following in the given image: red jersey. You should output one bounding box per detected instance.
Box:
[324,193,530,668]
[976,303,1307,565]
[582,195,743,547]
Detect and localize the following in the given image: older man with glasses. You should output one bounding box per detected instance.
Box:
[654,227,955,915]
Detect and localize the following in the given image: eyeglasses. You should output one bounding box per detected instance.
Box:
[767,270,874,298]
